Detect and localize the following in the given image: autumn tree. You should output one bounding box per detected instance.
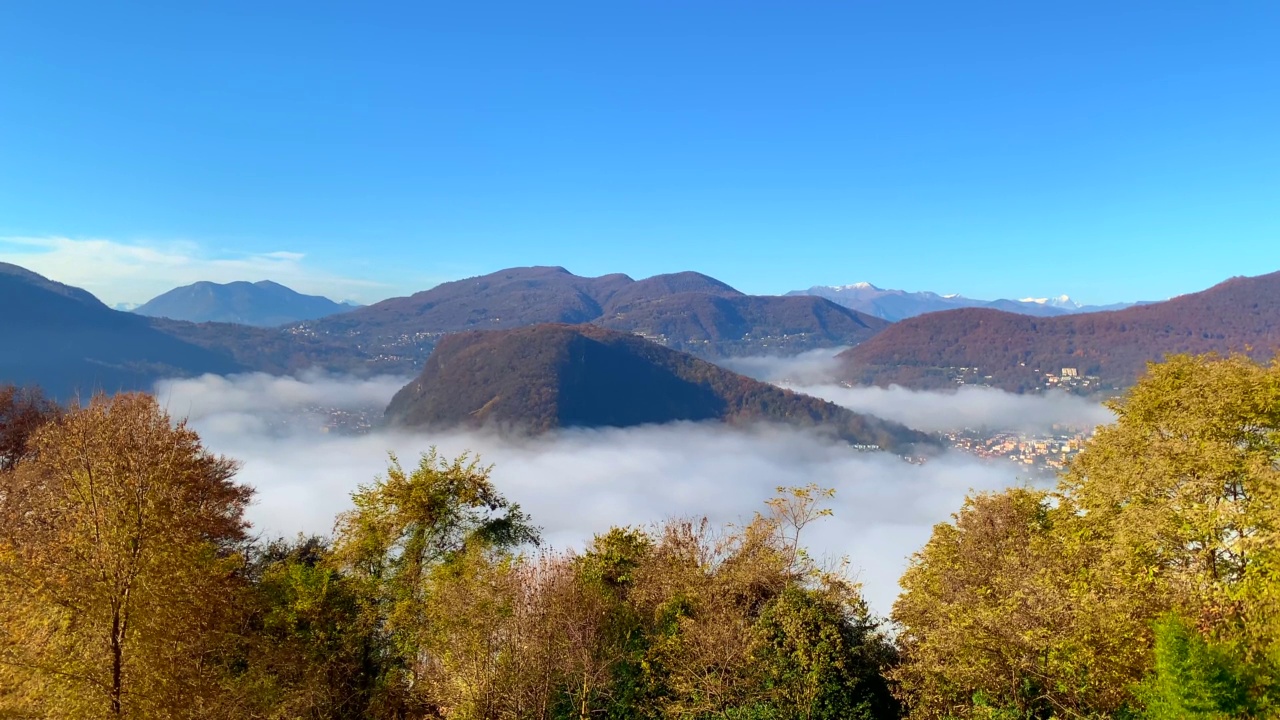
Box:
[1063,353,1280,716]
[0,392,253,719]
[627,485,899,720]
[893,354,1280,719]
[329,448,540,715]
[890,488,1131,718]
[327,475,898,720]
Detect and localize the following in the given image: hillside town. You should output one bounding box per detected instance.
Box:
[945,426,1094,472]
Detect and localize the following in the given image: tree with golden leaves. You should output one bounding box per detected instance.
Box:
[0,393,253,719]
[893,354,1280,719]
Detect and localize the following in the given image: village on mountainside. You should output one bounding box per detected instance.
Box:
[945,365,1107,394]
[944,426,1094,472]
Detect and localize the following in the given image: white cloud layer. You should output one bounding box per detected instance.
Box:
[719,346,852,385]
[791,384,1113,434]
[722,348,1114,433]
[0,236,391,306]
[154,371,1064,617]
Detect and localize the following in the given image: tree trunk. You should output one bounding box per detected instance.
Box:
[111,606,124,717]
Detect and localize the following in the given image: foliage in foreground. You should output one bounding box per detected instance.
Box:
[0,391,897,719]
[893,354,1280,719]
[3,352,1278,719]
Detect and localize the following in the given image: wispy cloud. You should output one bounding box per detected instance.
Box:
[0,236,393,306]
[156,371,1047,616]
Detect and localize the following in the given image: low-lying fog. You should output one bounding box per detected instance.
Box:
[721,348,1115,434]
[154,351,1114,617]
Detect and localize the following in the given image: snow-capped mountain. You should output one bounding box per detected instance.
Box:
[1018,295,1081,309]
[787,285,1133,321]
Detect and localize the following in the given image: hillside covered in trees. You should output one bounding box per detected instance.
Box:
[2,352,1278,718]
[385,323,930,452]
[838,271,1280,393]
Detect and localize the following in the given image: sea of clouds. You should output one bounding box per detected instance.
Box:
[721,348,1114,434]
[153,351,1114,616]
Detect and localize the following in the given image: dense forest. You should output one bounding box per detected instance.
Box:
[2,353,1279,718]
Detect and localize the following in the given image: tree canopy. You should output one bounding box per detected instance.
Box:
[4,352,1279,719]
[893,354,1280,719]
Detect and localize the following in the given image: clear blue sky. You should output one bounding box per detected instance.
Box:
[1,2,1278,305]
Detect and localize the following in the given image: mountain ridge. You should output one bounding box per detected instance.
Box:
[281,266,890,373]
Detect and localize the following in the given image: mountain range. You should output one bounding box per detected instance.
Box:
[133,280,356,326]
[5,260,1280,408]
[838,270,1280,392]
[788,283,1138,321]
[1,264,891,396]
[173,266,890,375]
[385,323,931,451]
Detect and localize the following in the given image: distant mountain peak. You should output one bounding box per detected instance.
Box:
[791,283,1125,321]
[134,279,353,327]
[1018,294,1078,308]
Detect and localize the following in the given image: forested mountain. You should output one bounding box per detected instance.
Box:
[599,293,887,355]
[161,266,888,376]
[386,323,930,451]
[837,270,1280,392]
[293,266,888,371]
[789,282,1136,321]
[134,280,354,326]
[598,269,742,311]
[0,263,243,398]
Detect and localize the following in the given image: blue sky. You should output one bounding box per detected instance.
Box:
[1,2,1277,305]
